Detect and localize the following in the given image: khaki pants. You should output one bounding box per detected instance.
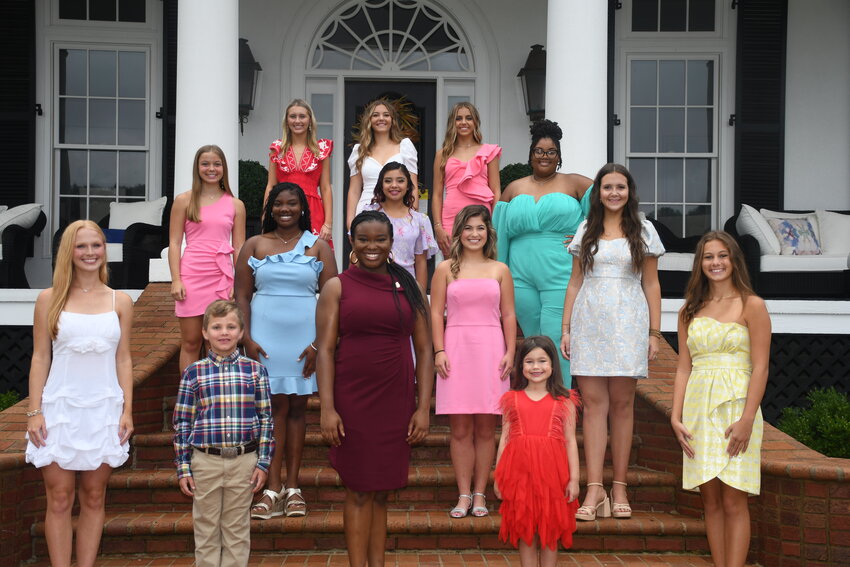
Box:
[190,448,257,567]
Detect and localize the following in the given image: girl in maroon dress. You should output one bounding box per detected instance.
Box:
[265,99,334,241]
[316,210,434,567]
[495,336,580,567]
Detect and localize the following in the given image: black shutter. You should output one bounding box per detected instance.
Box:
[162,0,178,200]
[734,0,788,211]
[0,0,36,206]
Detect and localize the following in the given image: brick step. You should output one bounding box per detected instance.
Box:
[30,510,710,557]
[106,466,679,513]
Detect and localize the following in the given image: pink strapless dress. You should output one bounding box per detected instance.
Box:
[175,193,235,317]
[436,278,508,414]
[442,144,501,231]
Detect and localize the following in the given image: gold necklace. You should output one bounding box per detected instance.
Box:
[709,294,739,302]
[273,230,301,245]
[531,172,557,184]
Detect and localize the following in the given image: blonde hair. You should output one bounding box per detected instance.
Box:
[276,99,320,161]
[353,98,403,174]
[448,205,497,279]
[187,145,233,223]
[203,299,244,330]
[438,102,482,173]
[48,220,109,339]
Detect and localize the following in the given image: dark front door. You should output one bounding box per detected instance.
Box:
[342,80,437,268]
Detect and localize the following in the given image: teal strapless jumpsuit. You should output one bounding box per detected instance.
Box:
[493,189,592,381]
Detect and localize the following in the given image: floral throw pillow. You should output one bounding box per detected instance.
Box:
[766,217,822,255]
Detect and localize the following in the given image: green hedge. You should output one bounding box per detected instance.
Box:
[238,159,268,219]
[0,390,20,412]
[777,387,850,458]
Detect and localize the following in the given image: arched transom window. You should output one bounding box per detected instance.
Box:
[310,0,472,72]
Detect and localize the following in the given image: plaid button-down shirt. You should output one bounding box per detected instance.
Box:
[173,349,274,479]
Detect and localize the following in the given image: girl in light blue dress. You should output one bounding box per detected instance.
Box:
[560,163,664,522]
[235,182,337,519]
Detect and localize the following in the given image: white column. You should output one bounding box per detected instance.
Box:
[173,0,240,196]
[545,0,608,177]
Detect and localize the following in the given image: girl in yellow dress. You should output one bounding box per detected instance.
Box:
[671,231,771,567]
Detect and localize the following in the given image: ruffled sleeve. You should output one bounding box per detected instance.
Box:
[268,139,282,156]
[413,212,439,259]
[399,138,418,175]
[347,144,361,177]
[316,139,334,161]
[493,200,512,264]
[481,143,502,164]
[455,144,502,205]
[641,219,666,257]
[567,220,588,256]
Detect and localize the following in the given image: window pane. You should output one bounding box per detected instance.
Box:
[90,0,117,21]
[89,50,116,97]
[687,60,714,105]
[59,98,87,144]
[90,150,117,196]
[118,51,146,98]
[311,93,333,122]
[630,108,657,153]
[629,158,656,203]
[686,158,711,201]
[89,198,114,225]
[630,60,657,106]
[658,158,683,202]
[60,197,85,225]
[317,125,333,140]
[659,108,685,152]
[119,0,146,22]
[689,0,716,32]
[118,100,145,146]
[119,151,146,197]
[59,0,87,20]
[89,99,117,145]
[659,60,685,105]
[639,204,656,220]
[658,205,684,237]
[448,95,470,108]
[59,150,88,195]
[59,49,86,96]
[685,205,711,237]
[687,107,713,152]
[660,0,687,31]
[632,0,658,31]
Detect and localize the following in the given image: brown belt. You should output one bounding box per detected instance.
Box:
[194,441,258,458]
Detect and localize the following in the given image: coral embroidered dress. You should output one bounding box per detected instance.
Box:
[269,139,333,236]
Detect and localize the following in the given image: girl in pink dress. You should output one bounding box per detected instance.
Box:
[430,204,516,518]
[168,145,246,372]
[265,99,334,242]
[432,102,502,255]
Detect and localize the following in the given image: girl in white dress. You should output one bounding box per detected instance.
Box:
[26,220,134,567]
[560,163,664,521]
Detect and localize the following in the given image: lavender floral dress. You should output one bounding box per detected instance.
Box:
[365,204,438,279]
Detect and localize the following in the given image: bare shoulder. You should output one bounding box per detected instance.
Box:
[232,197,246,212]
[559,173,593,197]
[35,288,53,309]
[501,178,526,201]
[321,276,342,296]
[433,260,451,276]
[743,295,768,317]
[173,192,191,206]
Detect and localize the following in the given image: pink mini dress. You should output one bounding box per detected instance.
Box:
[442,144,501,231]
[175,193,235,317]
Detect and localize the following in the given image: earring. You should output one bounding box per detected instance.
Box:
[301,211,305,216]
[349,251,358,265]
[387,250,395,264]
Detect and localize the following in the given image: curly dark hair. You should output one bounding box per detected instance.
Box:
[261,182,311,234]
[528,119,563,169]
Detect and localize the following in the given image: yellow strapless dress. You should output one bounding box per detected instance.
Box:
[682,317,763,495]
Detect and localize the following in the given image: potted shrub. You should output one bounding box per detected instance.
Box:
[238,159,268,237]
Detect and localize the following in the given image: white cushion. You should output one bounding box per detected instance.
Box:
[658,252,695,272]
[760,253,849,272]
[761,208,821,243]
[106,242,123,263]
[736,204,780,255]
[108,197,167,230]
[0,206,7,214]
[765,216,822,255]
[816,210,850,256]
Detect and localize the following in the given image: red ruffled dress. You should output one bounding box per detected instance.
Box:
[269,139,333,237]
[496,389,580,550]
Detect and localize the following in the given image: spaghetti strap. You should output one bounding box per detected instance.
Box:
[112,289,115,311]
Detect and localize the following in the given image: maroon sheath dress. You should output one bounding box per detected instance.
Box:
[329,266,416,491]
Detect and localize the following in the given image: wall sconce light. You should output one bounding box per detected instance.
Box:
[517,44,546,121]
[239,38,262,134]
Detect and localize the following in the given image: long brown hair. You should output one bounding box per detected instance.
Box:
[448,205,496,279]
[438,102,483,173]
[511,336,573,401]
[579,163,645,275]
[276,99,320,161]
[48,220,109,339]
[680,231,755,327]
[187,145,233,223]
[353,98,404,174]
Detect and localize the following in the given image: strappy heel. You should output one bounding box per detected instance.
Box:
[450,494,473,518]
[283,487,307,517]
[575,482,611,521]
[472,492,489,517]
[251,488,284,519]
[611,480,632,519]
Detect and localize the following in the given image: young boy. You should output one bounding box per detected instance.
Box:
[173,300,274,567]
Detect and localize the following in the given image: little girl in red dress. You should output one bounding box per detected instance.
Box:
[495,336,580,566]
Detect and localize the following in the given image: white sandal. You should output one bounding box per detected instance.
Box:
[283,487,307,517]
[251,488,284,520]
[611,480,632,519]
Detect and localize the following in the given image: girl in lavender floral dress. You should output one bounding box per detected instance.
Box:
[365,162,438,290]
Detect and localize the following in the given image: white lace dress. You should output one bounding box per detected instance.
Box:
[25,303,129,470]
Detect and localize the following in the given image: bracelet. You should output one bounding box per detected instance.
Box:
[434,349,445,356]
[322,224,332,230]
[434,223,442,228]
[649,328,663,339]
[310,343,318,351]
[26,408,42,417]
